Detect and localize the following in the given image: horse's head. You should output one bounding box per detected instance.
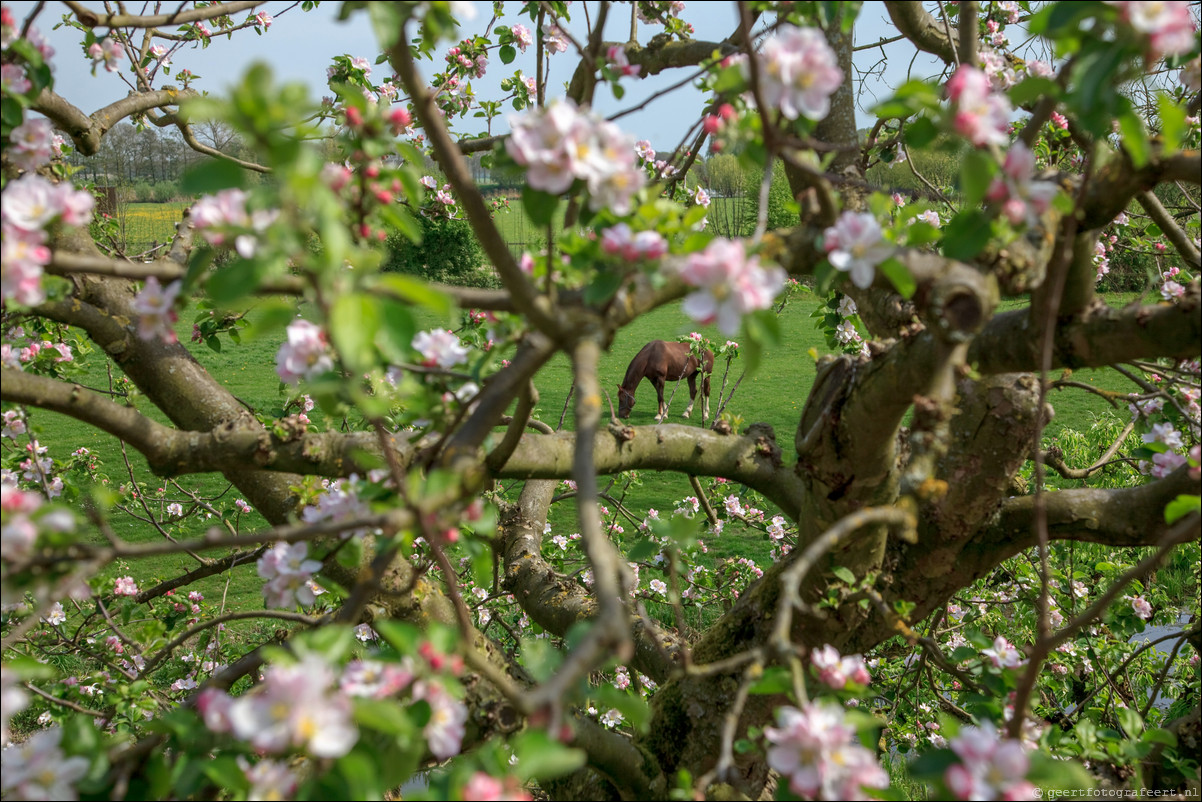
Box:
[617,385,635,418]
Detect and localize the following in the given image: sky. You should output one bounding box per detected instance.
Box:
[11,1,944,149]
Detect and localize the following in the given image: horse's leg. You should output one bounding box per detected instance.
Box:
[702,373,710,422]
[654,377,666,422]
[683,373,697,418]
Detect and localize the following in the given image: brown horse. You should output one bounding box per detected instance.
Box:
[617,340,713,422]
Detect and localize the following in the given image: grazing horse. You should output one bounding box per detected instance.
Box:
[617,340,713,422]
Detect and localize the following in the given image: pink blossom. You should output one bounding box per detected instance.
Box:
[87,37,125,73]
[462,772,532,801]
[114,576,139,596]
[1113,1,1198,60]
[823,211,893,289]
[253,11,273,28]
[982,635,1023,668]
[765,702,888,801]
[947,65,1012,147]
[191,188,278,256]
[235,499,252,514]
[239,758,296,800]
[1,63,30,94]
[276,320,334,384]
[679,238,787,335]
[340,659,414,698]
[0,726,90,800]
[257,541,323,608]
[413,328,469,369]
[752,26,844,121]
[512,23,533,52]
[506,99,646,214]
[693,186,711,207]
[607,44,642,78]
[414,680,467,760]
[131,277,181,343]
[226,654,358,757]
[541,22,569,54]
[600,224,668,261]
[9,118,56,170]
[1160,280,1185,300]
[944,722,1037,800]
[811,645,871,688]
[986,142,1059,226]
[1,225,51,306]
[1126,594,1153,620]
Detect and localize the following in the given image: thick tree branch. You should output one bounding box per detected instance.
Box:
[1137,190,1202,270]
[34,87,198,156]
[63,0,265,28]
[0,369,417,478]
[884,1,958,63]
[969,284,1201,374]
[500,423,801,518]
[499,480,683,683]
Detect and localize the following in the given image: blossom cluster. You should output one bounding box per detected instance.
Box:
[765,701,889,800]
[506,99,647,215]
[947,65,1012,147]
[191,188,279,258]
[257,541,324,608]
[276,319,335,384]
[752,26,844,122]
[986,142,1059,226]
[679,238,786,335]
[823,211,892,289]
[944,722,1037,800]
[2,174,94,306]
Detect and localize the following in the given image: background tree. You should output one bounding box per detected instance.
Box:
[1,2,1200,801]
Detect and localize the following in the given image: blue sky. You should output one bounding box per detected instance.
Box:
[18,1,940,148]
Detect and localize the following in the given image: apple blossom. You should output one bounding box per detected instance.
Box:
[947,65,1012,147]
[413,328,469,369]
[276,319,334,384]
[113,576,139,596]
[414,679,467,760]
[87,37,124,73]
[131,278,181,344]
[225,653,358,757]
[944,722,1038,800]
[823,211,893,289]
[0,726,90,800]
[753,26,844,121]
[257,541,323,608]
[765,702,889,801]
[679,238,787,334]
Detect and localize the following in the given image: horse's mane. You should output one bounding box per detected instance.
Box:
[621,341,655,389]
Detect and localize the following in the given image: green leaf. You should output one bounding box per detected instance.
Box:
[627,538,661,563]
[831,566,856,584]
[203,756,249,794]
[584,270,623,305]
[378,203,423,244]
[940,211,993,260]
[206,259,265,305]
[903,116,940,149]
[1142,727,1178,747]
[593,684,652,732]
[959,149,998,207]
[500,44,517,64]
[1008,77,1060,108]
[329,293,380,374]
[1164,494,1200,524]
[522,186,561,227]
[877,257,916,299]
[242,298,300,341]
[353,698,418,738]
[374,273,453,317]
[510,730,587,781]
[747,665,794,695]
[1117,105,1149,168]
[374,620,422,655]
[180,158,246,195]
[519,636,563,682]
[1158,93,1187,153]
